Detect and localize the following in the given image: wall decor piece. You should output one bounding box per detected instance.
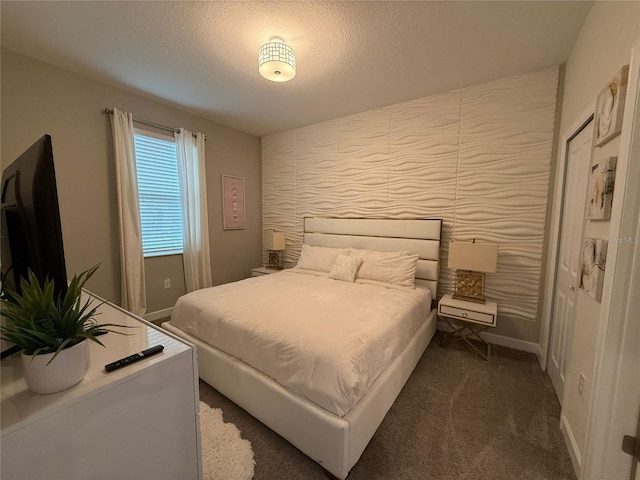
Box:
[586,156,617,220]
[594,65,629,147]
[579,237,608,302]
[222,175,246,230]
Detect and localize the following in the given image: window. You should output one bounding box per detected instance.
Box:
[133,130,183,257]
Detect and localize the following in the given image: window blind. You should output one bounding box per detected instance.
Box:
[134,132,184,257]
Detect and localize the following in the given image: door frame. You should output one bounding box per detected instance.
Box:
[539,99,595,371]
[581,37,640,480]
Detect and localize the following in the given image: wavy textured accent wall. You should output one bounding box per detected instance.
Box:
[262,67,559,335]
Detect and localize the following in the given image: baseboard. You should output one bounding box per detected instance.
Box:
[437,320,540,355]
[560,414,582,477]
[144,307,173,323]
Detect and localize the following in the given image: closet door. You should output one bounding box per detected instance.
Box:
[547,121,593,402]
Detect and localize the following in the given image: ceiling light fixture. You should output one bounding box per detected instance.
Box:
[258,37,296,82]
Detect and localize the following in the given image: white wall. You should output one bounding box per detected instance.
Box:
[559,2,640,137]
[262,67,559,343]
[1,50,263,307]
[548,0,640,471]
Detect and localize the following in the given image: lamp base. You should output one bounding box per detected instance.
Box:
[453,270,486,304]
[267,250,283,270]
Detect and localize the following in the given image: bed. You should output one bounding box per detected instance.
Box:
[163,217,441,479]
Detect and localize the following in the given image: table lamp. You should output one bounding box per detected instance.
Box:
[264,230,286,270]
[448,240,498,304]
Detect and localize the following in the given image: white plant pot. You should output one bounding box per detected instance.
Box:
[20,339,91,394]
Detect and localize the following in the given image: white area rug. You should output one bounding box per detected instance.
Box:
[200,401,255,480]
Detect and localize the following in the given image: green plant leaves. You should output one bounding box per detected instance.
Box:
[0,265,133,362]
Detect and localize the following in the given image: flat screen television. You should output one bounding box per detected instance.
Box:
[1,135,68,301]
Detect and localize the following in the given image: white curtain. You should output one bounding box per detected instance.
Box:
[110,108,146,316]
[175,128,212,292]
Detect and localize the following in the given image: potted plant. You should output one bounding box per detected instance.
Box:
[1,265,127,394]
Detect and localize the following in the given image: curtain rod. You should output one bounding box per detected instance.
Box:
[103,108,205,140]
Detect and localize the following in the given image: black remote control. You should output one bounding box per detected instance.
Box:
[104,345,164,373]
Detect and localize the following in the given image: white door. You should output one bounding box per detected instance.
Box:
[622,255,640,480]
[626,246,640,480]
[633,409,640,480]
[599,157,640,480]
[594,203,640,480]
[547,121,593,402]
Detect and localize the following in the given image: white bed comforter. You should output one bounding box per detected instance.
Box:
[170,270,431,416]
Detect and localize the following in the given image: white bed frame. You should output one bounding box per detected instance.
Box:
[163,217,442,479]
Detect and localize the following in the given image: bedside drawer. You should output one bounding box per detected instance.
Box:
[439,304,496,326]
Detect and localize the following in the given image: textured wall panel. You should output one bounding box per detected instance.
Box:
[388,92,461,218]
[295,120,340,216]
[262,131,298,267]
[456,68,558,320]
[262,67,559,326]
[388,92,462,293]
[485,243,545,320]
[335,109,391,216]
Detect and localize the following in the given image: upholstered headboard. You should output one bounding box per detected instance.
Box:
[303,217,442,299]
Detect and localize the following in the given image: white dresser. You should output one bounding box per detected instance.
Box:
[1,292,201,480]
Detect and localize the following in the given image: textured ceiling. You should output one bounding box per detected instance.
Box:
[1,1,592,136]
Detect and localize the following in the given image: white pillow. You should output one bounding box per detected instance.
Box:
[328,254,363,283]
[349,247,409,261]
[295,244,346,273]
[352,249,419,288]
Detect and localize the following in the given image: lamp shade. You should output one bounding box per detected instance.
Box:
[448,241,498,273]
[264,230,286,250]
[258,38,296,82]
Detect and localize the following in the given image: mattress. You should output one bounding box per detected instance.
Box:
[170,269,431,416]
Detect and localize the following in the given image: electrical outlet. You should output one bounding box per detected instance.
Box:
[578,373,586,397]
[163,279,171,289]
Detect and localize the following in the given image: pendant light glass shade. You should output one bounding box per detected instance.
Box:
[259,38,296,82]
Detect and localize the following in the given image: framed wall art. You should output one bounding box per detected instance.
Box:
[594,65,629,147]
[579,237,608,302]
[222,175,246,230]
[586,156,617,220]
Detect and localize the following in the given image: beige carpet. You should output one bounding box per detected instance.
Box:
[200,401,255,480]
[199,332,576,480]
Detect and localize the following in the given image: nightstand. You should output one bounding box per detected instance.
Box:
[251,266,282,277]
[438,294,497,361]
